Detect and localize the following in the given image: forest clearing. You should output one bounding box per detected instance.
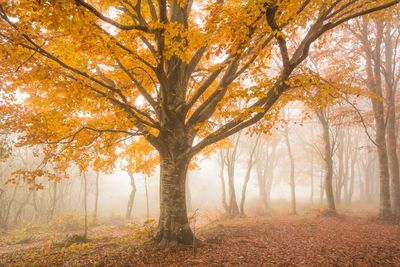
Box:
[1,207,400,266]
[1,0,400,266]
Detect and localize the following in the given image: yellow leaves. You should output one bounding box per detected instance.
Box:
[7,169,58,191]
[162,22,206,63]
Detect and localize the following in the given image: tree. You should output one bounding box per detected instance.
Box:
[219,133,241,216]
[93,172,100,225]
[317,108,337,215]
[0,0,398,244]
[347,15,400,218]
[239,134,260,216]
[255,134,279,211]
[283,111,296,215]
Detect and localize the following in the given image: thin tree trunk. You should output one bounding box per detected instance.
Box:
[13,191,32,225]
[219,155,229,214]
[317,109,336,215]
[145,176,150,220]
[93,172,100,225]
[49,180,57,219]
[228,170,239,216]
[224,133,241,216]
[83,172,88,239]
[310,148,314,205]
[284,122,296,215]
[5,184,18,228]
[125,169,136,220]
[239,136,259,216]
[319,167,324,205]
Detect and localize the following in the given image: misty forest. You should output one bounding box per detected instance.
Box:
[1,0,400,266]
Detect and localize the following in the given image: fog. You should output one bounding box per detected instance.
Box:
[0,109,380,229]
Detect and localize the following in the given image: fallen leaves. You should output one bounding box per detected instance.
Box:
[1,213,400,266]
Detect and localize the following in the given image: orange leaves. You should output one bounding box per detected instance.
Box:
[7,169,59,191]
[118,137,158,176]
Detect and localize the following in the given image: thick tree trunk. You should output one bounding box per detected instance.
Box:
[185,174,192,213]
[155,153,194,245]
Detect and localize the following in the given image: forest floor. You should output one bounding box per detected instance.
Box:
[1,207,400,266]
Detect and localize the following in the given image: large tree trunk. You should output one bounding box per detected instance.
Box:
[317,109,336,215]
[155,153,194,245]
[185,174,192,213]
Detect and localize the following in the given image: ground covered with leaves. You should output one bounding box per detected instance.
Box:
[1,211,400,266]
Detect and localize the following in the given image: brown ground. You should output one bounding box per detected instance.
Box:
[1,212,400,266]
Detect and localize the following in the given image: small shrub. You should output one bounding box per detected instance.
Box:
[51,213,84,232]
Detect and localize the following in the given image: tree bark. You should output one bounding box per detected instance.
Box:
[185,174,192,213]
[155,152,194,245]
